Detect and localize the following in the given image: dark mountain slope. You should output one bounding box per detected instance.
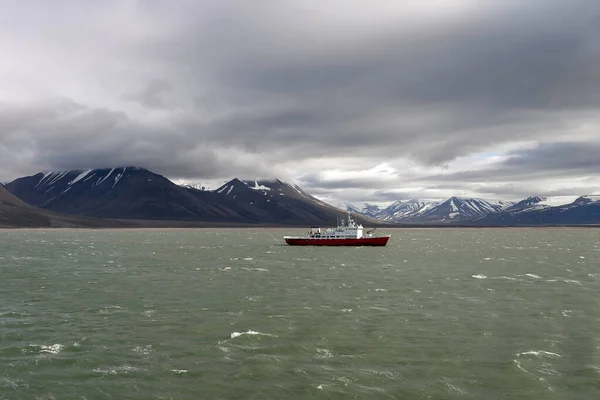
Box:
[6,169,381,226]
[6,168,249,221]
[0,186,126,228]
[192,178,381,225]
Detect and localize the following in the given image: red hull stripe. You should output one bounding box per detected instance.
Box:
[285,236,390,246]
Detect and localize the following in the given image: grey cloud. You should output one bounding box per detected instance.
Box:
[0,99,272,180]
[421,141,600,184]
[506,142,600,172]
[1,0,600,204]
[123,79,174,109]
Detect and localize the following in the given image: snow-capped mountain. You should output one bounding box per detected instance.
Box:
[202,178,367,225]
[413,197,513,222]
[347,200,439,222]
[5,168,369,225]
[377,199,440,221]
[6,167,600,226]
[4,167,237,220]
[472,195,600,226]
[350,197,510,223]
[504,196,548,212]
[572,195,600,205]
[346,203,382,218]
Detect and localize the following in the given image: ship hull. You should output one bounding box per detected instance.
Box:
[284,236,390,246]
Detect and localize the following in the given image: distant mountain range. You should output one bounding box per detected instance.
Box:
[348,195,600,225]
[3,166,600,227]
[348,197,511,222]
[471,195,600,226]
[4,167,379,226]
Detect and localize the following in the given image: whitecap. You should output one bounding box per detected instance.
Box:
[35,344,64,354]
[99,305,126,314]
[315,348,333,359]
[361,369,402,380]
[171,369,188,374]
[516,350,561,358]
[369,306,389,311]
[472,274,487,279]
[514,359,528,373]
[525,273,542,279]
[444,382,466,395]
[559,278,581,285]
[133,345,153,356]
[229,330,275,339]
[93,365,145,375]
[493,276,521,281]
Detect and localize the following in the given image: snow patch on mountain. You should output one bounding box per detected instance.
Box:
[578,195,600,202]
[539,196,581,207]
[94,168,115,187]
[176,179,228,191]
[346,203,382,218]
[380,200,440,221]
[248,181,272,191]
[347,199,441,222]
[69,169,93,185]
[28,168,142,196]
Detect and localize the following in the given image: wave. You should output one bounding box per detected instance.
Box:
[229,330,275,339]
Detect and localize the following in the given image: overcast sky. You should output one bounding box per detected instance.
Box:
[1,0,599,206]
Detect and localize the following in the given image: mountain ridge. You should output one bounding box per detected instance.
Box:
[5,167,382,226]
[6,167,600,227]
[349,194,600,225]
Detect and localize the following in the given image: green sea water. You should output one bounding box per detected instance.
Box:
[1,228,600,399]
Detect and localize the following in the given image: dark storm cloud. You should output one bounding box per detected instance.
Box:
[420,141,600,184]
[1,0,600,203]
[506,142,600,172]
[0,99,272,180]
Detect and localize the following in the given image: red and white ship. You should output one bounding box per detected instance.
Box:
[284,215,390,246]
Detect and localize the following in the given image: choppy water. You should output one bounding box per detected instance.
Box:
[1,228,600,399]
